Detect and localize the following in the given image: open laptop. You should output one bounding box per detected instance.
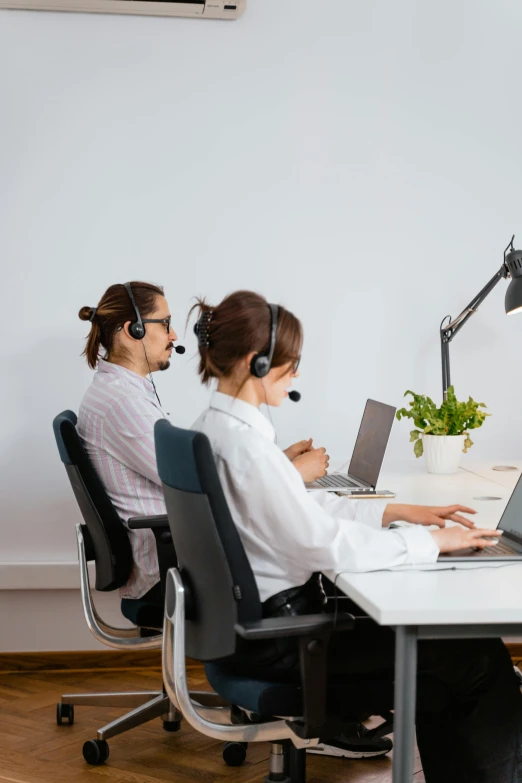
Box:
[439,473,522,562]
[306,399,396,493]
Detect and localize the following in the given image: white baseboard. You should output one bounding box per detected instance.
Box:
[0,588,130,652]
[0,562,132,652]
[0,561,95,590]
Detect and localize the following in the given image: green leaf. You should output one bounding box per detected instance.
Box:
[410,430,421,442]
[414,438,424,458]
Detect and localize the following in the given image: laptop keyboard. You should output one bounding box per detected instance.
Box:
[472,540,520,556]
[315,474,360,489]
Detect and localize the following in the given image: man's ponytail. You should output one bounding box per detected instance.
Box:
[79,282,164,369]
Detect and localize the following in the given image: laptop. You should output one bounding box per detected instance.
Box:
[439,473,522,562]
[306,399,396,493]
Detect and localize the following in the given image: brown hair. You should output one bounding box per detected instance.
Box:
[79,281,164,369]
[189,290,303,385]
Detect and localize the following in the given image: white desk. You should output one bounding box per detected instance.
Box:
[326,460,522,783]
[463,460,522,489]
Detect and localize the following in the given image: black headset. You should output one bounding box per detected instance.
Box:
[250,304,279,378]
[194,301,300,400]
[123,282,146,340]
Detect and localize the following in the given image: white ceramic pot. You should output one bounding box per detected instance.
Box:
[422,434,466,474]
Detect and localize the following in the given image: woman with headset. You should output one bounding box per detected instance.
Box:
[190,289,522,782]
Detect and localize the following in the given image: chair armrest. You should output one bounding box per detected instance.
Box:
[128,514,169,530]
[128,516,176,604]
[235,612,354,640]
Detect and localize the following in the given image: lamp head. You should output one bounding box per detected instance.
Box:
[504,249,522,315]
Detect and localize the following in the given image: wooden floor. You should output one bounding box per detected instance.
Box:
[0,664,425,783]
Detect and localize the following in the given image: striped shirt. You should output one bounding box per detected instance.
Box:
[78,360,167,599]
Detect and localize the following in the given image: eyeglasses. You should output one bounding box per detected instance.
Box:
[142,317,172,334]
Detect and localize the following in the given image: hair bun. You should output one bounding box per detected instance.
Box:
[79,306,95,322]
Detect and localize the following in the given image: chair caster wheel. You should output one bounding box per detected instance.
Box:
[223,741,248,766]
[162,720,181,732]
[56,703,74,726]
[83,739,110,765]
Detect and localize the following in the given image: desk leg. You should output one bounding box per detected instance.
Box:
[393,625,417,783]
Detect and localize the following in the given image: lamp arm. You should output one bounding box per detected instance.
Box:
[440,265,508,400]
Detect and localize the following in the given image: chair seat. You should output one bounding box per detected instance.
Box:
[205,662,303,717]
[205,662,400,724]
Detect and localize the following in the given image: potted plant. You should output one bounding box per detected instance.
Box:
[396,386,490,474]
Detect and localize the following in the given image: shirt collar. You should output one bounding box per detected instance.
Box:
[96,359,155,397]
[209,391,276,442]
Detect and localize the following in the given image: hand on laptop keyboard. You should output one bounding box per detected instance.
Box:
[431,526,502,554]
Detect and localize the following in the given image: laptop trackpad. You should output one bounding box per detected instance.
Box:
[439,547,482,558]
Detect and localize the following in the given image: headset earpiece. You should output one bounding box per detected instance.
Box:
[129,321,145,340]
[250,354,270,378]
[250,304,279,378]
[123,283,145,340]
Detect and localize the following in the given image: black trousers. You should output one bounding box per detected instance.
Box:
[234,576,522,783]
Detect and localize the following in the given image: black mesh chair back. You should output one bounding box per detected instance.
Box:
[154,419,261,661]
[53,410,133,591]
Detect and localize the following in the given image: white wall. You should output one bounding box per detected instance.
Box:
[2,0,522,650]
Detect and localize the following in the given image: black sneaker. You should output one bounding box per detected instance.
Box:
[307,723,393,759]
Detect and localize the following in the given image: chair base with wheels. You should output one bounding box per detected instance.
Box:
[57,678,228,765]
[57,686,181,764]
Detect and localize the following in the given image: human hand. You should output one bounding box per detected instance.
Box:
[283,438,313,462]
[384,504,477,529]
[293,447,330,483]
[431,526,501,553]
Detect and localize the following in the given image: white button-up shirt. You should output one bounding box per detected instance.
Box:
[192,391,439,602]
[78,360,167,599]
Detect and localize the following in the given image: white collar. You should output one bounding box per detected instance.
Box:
[209,391,276,442]
[96,359,155,396]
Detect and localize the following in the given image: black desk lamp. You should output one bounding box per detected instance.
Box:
[440,235,522,401]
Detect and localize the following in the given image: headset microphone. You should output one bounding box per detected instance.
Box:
[288,390,301,402]
[174,345,186,354]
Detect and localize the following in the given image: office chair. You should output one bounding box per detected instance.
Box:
[154,419,393,781]
[52,411,224,765]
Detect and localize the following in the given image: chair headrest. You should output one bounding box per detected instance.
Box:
[53,410,78,465]
[155,419,207,494]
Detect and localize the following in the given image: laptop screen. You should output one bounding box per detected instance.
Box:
[499,474,522,544]
[347,399,396,487]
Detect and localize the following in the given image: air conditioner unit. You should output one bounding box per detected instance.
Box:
[0,0,246,19]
